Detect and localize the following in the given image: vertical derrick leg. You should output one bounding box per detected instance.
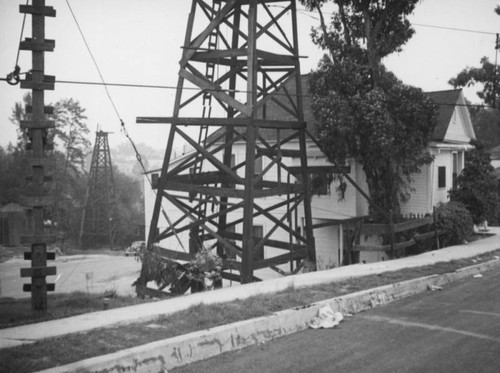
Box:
[241,123,257,283]
[137,0,317,294]
[240,0,258,284]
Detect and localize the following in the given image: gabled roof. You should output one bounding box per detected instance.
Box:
[183,80,473,157]
[204,74,314,145]
[425,89,465,141]
[490,144,500,159]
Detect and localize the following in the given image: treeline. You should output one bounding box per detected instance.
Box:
[0,94,144,250]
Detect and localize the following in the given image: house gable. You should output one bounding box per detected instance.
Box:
[427,89,475,144]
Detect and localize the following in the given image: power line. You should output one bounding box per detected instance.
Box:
[5,0,30,85]
[412,23,497,36]
[292,6,498,37]
[65,0,121,121]
[64,0,187,252]
[14,0,30,68]
[0,75,491,109]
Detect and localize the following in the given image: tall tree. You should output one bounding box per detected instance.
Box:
[301,0,418,87]
[8,95,91,246]
[300,0,437,219]
[469,107,500,149]
[52,98,91,174]
[449,57,499,107]
[0,144,27,205]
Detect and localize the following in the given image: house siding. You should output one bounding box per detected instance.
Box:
[433,151,451,205]
[443,104,474,144]
[401,164,431,215]
[314,221,341,269]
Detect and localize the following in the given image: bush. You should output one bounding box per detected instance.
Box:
[449,140,499,225]
[435,201,473,247]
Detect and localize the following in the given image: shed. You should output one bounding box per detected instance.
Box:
[0,203,24,247]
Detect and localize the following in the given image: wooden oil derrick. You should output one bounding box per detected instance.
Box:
[136,0,315,292]
[18,0,57,315]
[78,131,118,249]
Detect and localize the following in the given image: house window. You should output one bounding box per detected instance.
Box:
[310,173,330,196]
[295,172,331,196]
[438,166,446,188]
[252,225,264,261]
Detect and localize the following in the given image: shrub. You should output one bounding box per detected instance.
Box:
[435,201,473,247]
[449,140,499,225]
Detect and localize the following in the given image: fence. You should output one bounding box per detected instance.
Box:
[349,208,443,260]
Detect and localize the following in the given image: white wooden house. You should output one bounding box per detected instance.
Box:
[143,78,475,272]
[490,144,500,169]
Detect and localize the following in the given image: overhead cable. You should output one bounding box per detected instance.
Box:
[64,0,187,252]
[5,0,30,85]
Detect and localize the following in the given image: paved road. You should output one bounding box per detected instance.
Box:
[0,253,141,298]
[173,268,500,373]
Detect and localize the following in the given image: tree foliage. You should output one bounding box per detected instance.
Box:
[301,0,437,219]
[449,140,499,225]
[469,108,500,149]
[4,94,91,247]
[448,6,500,149]
[112,166,145,246]
[52,98,91,174]
[300,0,418,87]
[0,144,27,205]
[3,95,145,249]
[449,57,499,107]
[435,201,473,247]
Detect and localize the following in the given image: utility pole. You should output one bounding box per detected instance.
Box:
[19,0,57,315]
[79,130,118,249]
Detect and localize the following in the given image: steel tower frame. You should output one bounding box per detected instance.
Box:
[137,0,315,286]
[79,131,117,248]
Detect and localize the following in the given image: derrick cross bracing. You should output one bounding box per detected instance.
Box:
[18,0,57,314]
[79,131,118,249]
[137,0,315,289]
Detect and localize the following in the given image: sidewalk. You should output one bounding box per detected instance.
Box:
[1,227,499,350]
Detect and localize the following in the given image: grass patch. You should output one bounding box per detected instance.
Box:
[0,291,149,329]
[1,249,499,373]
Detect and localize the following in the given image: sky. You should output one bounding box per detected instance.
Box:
[1,0,499,160]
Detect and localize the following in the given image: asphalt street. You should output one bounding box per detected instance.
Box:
[172,267,500,373]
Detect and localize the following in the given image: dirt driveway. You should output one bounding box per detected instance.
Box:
[0,252,142,299]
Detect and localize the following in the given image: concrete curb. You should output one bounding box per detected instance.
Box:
[37,258,500,373]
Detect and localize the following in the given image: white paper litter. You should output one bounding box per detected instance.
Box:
[427,284,443,291]
[472,274,483,278]
[309,304,344,329]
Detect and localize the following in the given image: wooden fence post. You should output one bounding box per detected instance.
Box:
[433,206,440,250]
[389,209,395,258]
